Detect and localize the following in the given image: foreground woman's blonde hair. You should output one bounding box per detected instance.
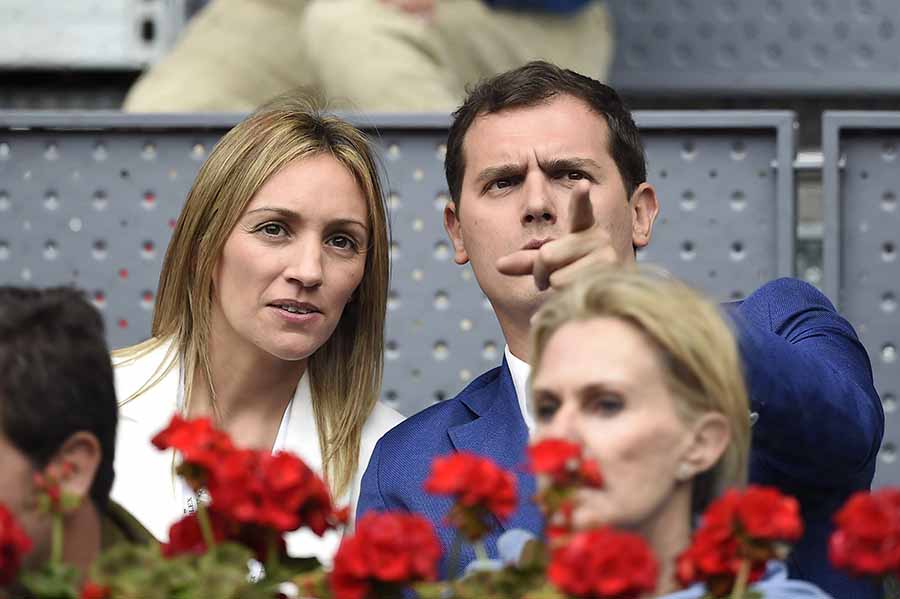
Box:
[530,266,750,513]
[114,94,389,498]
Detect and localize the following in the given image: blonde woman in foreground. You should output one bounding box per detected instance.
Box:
[110,96,403,562]
[528,267,832,598]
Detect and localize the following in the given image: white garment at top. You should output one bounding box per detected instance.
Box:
[505,345,534,433]
[110,339,404,564]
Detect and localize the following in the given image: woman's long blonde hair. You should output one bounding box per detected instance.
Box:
[114,94,389,498]
[530,266,750,514]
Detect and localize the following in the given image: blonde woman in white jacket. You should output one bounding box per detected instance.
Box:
[110,95,403,563]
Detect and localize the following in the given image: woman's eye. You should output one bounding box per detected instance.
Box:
[327,234,358,251]
[586,394,624,415]
[534,400,559,422]
[258,222,287,237]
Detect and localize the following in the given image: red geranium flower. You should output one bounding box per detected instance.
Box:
[330,511,441,599]
[162,511,230,557]
[208,449,340,535]
[676,486,801,596]
[676,521,766,597]
[548,527,658,599]
[152,415,235,490]
[163,510,287,563]
[529,438,603,488]
[0,503,32,586]
[830,488,900,577]
[529,439,603,540]
[79,581,110,599]
[736,486,803,543]
[423,452,517,541]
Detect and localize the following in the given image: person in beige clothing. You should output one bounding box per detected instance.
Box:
[124,0,613,112]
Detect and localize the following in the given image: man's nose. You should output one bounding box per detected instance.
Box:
[521,174,558,226]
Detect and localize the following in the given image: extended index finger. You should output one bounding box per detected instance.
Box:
[568,181,594,234]
[496,249,538,276]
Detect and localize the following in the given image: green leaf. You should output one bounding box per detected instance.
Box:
[89,545,199,599]
[291,570,332,599]
[517,539,549,572]
[411,581,451,599]
[19,562,80,599]
[194,543,257,598]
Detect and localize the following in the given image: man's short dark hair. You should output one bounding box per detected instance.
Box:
[445,60,647,206]
[0,287,117,511]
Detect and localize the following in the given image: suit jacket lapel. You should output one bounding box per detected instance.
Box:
[447,360,543,535]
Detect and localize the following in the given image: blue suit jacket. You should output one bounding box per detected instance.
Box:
[358,278,884,598]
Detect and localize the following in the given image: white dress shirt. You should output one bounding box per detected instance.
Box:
[504,345,534,433]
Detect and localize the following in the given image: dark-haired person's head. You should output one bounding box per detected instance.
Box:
[0,286,117,567]
[445,60,647,207]
[442,61,658,352]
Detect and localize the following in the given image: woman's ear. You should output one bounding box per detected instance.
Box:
[676,413,730,482]
[50,431,102,506]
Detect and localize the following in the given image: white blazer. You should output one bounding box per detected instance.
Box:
[109,339,404,564]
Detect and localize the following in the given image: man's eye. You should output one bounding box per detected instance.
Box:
[492,178,512,190]
[567,171,585,180]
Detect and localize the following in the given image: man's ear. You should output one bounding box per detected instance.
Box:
[443,200,469,265]
[677,412,730,481]
[630,182,659,250]
[51,432,101,505]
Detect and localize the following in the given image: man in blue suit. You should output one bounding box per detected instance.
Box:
[358,62,884,598]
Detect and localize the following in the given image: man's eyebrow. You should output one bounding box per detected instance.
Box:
[538,157,604,173]
[474,162,525,185]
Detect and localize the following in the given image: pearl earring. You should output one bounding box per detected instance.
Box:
[676,463,691,481]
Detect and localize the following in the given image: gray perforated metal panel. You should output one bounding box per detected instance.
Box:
[0,0,187,69]
[608,0,900,95]
[635,111,796,300]
[823,112,900,488]
[0,111,794,417]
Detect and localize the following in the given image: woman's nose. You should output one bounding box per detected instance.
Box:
[284,238,324,288]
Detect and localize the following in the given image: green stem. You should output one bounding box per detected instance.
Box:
[474,541,489,563]
[266,530,279,578]
[448,532,463,580]
[196,501,216,551]
[50,511,64,566]
[730,558,751,599]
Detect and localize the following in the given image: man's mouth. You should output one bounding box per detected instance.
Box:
[522,238,555,251]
